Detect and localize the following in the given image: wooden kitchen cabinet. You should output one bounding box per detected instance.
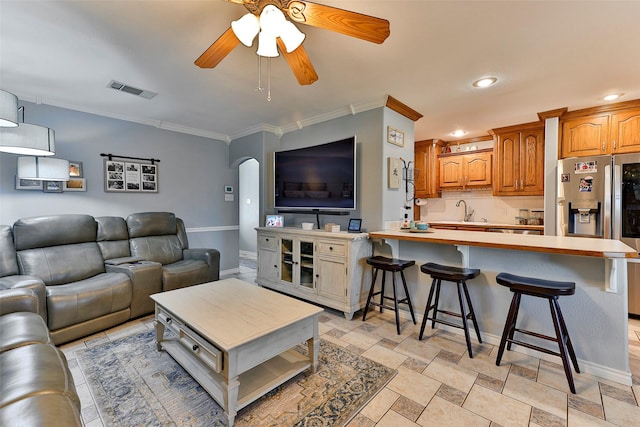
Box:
[560,101,640,158]
[492,122,545,196]
[438,149,492,190]
[414,139,443,199]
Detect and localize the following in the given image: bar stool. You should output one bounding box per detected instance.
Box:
[362,256,417,334]
[419,262,482,358]
[495,272,580,394]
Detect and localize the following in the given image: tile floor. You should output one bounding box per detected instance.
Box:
[61,264,640,426]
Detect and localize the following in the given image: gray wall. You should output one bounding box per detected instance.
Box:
[0,102,239,271]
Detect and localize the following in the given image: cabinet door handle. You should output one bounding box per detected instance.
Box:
[613,139,617,150]
[329,246,333,251]
[165,317,172,324]
[521,179,524,189]
[603,141,606,151]
[265,238,269,242]
[192,344,199,352]
[515,180,518,190]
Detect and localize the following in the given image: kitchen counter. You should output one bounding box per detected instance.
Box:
[370,228,637,258]
[367,228,636,386]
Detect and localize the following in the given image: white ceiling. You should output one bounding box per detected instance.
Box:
[1,0,639,143]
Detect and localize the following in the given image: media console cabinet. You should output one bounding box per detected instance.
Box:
[255,227,372,319]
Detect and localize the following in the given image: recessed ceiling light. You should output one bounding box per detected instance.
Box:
[472,77,497,88]
[451,130,467,137]
[603,93,623,101]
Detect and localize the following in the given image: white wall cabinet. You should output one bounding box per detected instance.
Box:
[256,227,372,319]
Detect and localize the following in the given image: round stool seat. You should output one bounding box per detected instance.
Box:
[496,272,575,297]
[366,256,415,272]
[421,262,480,282]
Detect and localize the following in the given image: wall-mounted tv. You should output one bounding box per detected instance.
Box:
[274,136,356,211]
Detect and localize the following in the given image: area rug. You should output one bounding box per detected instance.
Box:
[76,330,396,426]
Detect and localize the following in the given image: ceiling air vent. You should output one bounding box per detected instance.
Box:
[107,80,157,100]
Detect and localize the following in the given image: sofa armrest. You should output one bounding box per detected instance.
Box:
[0,288,41,317]
[183,248,220,282]
[0,276,46,319]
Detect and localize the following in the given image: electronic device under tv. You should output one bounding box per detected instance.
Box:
[274,136,356,211]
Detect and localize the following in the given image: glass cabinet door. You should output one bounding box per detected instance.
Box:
[280,238,293,283]
[298,240,315,290]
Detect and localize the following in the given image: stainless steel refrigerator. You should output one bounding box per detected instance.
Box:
[558,153,640,317]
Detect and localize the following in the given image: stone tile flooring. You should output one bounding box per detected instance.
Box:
[61,265,640,426]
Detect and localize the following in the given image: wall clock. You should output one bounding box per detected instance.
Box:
[387,126,404,147]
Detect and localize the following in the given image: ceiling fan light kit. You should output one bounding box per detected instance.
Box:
[197,0,390,89]
[231,13,260,47]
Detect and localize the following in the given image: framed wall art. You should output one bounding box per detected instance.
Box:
[104,159,158,193]
[69,161,83,178]
[43,181,64,193]
[387,126,404,147]
[64,177,87,192]
[15,176,43,190]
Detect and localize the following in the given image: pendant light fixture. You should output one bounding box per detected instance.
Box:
[0,90,19,127]
[0,89,56,156]
[17,156,69,181]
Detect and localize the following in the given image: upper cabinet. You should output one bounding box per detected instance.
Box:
[414,139,443,199]
[438,149,492,190]
[492,122,545,196]
[561,101,640,158]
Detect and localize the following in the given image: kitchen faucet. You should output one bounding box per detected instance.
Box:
[456,199,475,222]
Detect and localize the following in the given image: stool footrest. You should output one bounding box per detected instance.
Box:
[506,338,561,359]
[515,328,558,344]
[424,316,465,331]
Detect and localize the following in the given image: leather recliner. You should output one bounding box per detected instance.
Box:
[12,214,132,345]
[126,212,220,291]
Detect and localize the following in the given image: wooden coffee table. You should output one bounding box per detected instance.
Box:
[151,278,323,426]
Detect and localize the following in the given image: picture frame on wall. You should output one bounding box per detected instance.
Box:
[43,181,64,193]
[104,159,158,193]
[64,178,87,192]
[15,176,43,190]
[69,161,83,177]
[387,126,404,147]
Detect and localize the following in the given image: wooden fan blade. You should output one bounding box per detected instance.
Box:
[276,38,318,85]
[286,1,390,44]
[194,27,241,68]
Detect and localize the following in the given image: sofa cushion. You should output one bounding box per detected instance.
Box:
[96,216,131,260]
[0,343,79,408]
[161,259,209,291]
[130,235,183,265]
[17,243,106,286]
[13,214,97,250]
[0,312,51,353]
[0,225,19,277]
[46,272,132,331]
[127,212,177,238]
[0,394,82,427]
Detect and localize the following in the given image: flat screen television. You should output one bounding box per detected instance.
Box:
[274,136,356,210]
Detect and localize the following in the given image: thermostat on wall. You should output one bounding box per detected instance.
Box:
[224,186,233,193]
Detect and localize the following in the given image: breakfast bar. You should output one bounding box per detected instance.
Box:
[368,228,637,385]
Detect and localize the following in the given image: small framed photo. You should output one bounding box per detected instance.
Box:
[387,126,404,147]
[15,176,43,190]
[69,161,83,178]
[64,178,87,192]
[43,181,64,193]
[265,214,284,227]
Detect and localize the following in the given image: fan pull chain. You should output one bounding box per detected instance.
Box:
[267,57,271,102]
[257,56,264,92]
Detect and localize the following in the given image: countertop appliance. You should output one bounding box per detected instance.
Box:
[558,153,640,317]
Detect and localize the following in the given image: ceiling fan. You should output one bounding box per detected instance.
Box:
[194,0,390,85]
